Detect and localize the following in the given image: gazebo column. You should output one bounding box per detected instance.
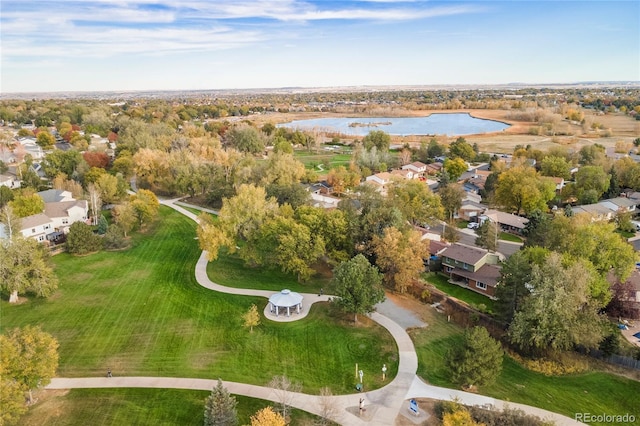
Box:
[296,304,300,314]
[276,306,279,317]
[287,306,290,317]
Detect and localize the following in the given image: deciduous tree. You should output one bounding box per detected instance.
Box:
[113,202,137,237]
[372,227,428,293]
[494,165,555,215]
[243,304,260,333]
[250,407,285,426]
[226,124,265,154]
[0,237,58,303]
[0,325,59,404]
[443,157,467,181]
[439,184,465,221]
[509,253,604,355]
[388,179,443,226]
[362,130,391,152]
[8,192,44,218]
[448,137,475,161]
[332,254,385,323]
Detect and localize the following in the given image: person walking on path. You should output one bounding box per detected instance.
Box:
[359,398,365,416]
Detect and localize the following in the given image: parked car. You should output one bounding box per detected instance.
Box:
[467,222,479,229]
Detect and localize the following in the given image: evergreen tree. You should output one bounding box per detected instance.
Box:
[204,379,238,426]
[446,326,503,389]
[474,220,498,253]
[606,166,620,199]
[66,222,103,255]
[97,214,109,235]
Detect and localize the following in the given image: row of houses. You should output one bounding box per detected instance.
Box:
[0,189,89,243]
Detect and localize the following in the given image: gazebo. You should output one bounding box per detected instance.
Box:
[269,289,303,317]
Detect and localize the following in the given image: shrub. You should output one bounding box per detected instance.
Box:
[509,351,589,375]
[66,222,103,255]
[103,224,127,250]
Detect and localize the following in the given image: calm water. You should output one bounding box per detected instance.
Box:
[278,113,510,136]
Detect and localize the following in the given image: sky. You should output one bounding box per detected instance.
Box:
[1,0,638,93]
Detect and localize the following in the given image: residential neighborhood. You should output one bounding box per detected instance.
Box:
[2,73,640,426]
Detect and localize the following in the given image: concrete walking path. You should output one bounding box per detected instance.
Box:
[46,198,583,425]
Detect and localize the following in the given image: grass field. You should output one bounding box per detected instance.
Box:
[423,272,495,313]
[410,309,640,426]
[1,207,397,395]
[19,389,319,426]
[293,150,353,170]
[207,247,332,294]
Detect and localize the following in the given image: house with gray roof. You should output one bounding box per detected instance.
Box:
[440,243,501,298]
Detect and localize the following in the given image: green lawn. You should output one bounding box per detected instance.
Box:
[1,207,397,395]
[410,314,640,426]
[423,272,495,314]
[293,150,353,170]
[20,389,319,426]
[499,232,522,243]
[207,248,331,294]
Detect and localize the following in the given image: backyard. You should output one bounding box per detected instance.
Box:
[423,272,496,313]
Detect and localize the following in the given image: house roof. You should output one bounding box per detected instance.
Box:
[440,243,488,265]
[483,209,529,229]
[402,161,427,170]
[459,200,487,211]
[450,264,501,287]
[44,200,88,219]
[572,203,614,216]
[428,240,450,256]
[37,189,73,203]
[21,213,52,229]
[391,169,412,178]
[606,197,636,209]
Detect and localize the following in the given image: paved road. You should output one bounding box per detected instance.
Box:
[46,199,582,425]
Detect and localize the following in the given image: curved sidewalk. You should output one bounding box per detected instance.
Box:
[46,199,584,425]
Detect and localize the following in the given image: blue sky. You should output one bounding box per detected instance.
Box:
[1,0,638,93]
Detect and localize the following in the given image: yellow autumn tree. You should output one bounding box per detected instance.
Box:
[243,304,260,332]
[249,407,285,426]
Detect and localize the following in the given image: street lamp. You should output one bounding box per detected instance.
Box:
[358,369,363,389]
[382,364,387,380]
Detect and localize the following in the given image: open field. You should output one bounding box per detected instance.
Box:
[0,207,397,395]
[410,309,640,425]
[19,389,318,426]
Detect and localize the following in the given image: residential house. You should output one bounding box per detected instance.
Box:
[402,161,427,176]
[390,169,414,180]
[0,174,17,189]
[571,203,616,221]
[572,197,637,221]
[550,177,565,192]
[309,181,334,195]
[458,200,487,221]
[440,243,501,298]
[1,213,54,243]
[425,162,443,175]
[425,239,450,271]
[481,209,529,234]
[365,172,392,194]
[0,191,89,243]
[310,192,341,209]
[44,200,89,232]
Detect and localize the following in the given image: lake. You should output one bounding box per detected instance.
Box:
[278,113,510,136]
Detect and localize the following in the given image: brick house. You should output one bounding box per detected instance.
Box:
[440,243,501,298]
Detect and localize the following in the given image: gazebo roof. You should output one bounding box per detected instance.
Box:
[269,289,303,308]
